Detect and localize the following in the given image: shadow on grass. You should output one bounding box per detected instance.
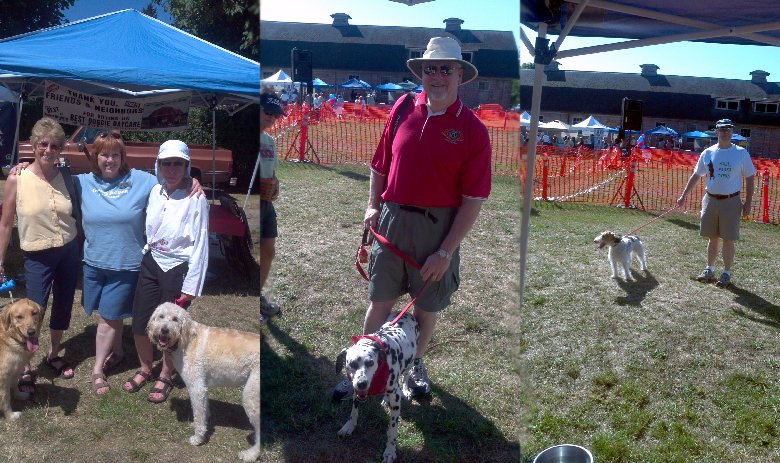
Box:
[665,217,699,232]
[615,270,659,306]
[169,396,255,447]
[261,319,519,462]
[726,285,780,328]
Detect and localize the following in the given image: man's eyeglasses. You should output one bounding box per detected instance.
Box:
[422,65,459,76]
[98,131,122,139]
[37,141,62,151]
[263,109,280,118]
[160,160,184,167]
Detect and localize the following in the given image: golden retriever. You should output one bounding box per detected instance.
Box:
[0,299,43,420]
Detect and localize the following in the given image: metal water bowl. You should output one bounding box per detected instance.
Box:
[532,444,593,463]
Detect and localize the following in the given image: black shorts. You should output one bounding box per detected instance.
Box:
[260,200,278,239]
[131,253,189,336]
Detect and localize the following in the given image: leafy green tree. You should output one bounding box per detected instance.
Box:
[153,0,258,58]
[521,62,535,69]
[141,2,158,18]
[0,0,76,39]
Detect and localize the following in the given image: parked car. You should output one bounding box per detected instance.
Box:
[11,126,235,187]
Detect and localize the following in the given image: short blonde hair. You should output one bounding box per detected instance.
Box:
[29,117,66,149]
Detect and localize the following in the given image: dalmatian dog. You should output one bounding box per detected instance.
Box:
[594,231,648,281]
[335,312,418,463]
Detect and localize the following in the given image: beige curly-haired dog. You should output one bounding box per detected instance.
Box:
[0,299,44,420]
[147,302,260,462]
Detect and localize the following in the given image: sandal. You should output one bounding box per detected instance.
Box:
[46,356,74,379]
[147,377,174,404]
[92,373,110,395]
[18,370,37,395]
[102,352,125,373]
[123,370,153,393]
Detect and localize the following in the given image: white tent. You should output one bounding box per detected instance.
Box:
[539,120,571,131]
[260,69,292,85]
[572,115,609,130]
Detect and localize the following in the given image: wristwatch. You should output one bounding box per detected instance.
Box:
[435,248,451,260]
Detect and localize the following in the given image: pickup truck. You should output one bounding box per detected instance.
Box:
[14,126,235,186]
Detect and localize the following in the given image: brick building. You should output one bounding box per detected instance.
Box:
[260,14,519,109]
[520,63,780,157]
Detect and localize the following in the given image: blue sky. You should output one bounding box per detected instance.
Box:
[261,0,779,82]
[64,0,171,23]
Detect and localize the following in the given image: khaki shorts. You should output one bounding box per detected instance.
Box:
[368,202,459,312]
[700,193,742,240]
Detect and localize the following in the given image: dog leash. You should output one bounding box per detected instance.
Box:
[355,226,430,325]
[624,204,679,236]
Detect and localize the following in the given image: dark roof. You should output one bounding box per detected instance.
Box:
[520,69,780,99]
[520,69,780,126]
[260,20,519,79]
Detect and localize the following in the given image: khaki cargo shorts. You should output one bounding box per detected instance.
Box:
[368,202,459,312]
[700,193,742,240]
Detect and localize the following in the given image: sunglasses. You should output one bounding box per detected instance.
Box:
[37,141,62,151]
[98,131,122,139]
[263,109,280,118]
[159,160,185,167]
[422,65,459,76]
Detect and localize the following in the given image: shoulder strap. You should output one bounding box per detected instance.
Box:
[59,166,83,236]
[391,92,415,142]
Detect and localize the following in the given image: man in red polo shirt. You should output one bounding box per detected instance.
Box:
[334,37,491,401]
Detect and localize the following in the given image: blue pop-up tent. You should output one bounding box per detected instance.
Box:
[0,9,259,100]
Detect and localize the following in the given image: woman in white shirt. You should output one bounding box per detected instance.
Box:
[122,140,209,403]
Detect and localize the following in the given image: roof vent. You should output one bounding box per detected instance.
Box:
[750,70,769,84]
[444,18,464,32]
[331,13,351,27]
[544,60,560,72]
[640,64,659,76]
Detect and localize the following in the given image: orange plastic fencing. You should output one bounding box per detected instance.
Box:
[270,105,780,225]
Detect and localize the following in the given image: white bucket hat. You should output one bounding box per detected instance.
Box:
[155,139,191,184]
[407,37,478,85]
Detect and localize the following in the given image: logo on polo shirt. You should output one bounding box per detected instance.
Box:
[442,129,464,144]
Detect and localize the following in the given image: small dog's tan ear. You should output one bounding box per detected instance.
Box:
[335,348,348,374]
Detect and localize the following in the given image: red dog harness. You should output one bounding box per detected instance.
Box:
[351,335,389,396]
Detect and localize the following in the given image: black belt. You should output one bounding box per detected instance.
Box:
[706,191,740,200]
[399,205,438,224]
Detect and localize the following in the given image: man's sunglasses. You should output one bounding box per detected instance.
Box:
[422,65,459,76]
[98,131,122,139]
[263,109,280,117]
[159,160,185,167]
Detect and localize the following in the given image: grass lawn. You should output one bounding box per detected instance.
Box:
[519,201,780,461]
[0,183,261,463]
[260,162,522,462]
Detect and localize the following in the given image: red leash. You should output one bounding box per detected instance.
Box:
[355,226,430,325]
[624,205,679,236]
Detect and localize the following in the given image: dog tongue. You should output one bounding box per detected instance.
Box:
[27,337,40,353]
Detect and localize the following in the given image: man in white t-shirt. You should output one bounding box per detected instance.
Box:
[677,118,756,287]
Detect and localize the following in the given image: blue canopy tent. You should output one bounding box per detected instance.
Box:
[338,78,373,89]
[375,83,404,91]
[731,133,748,141]
[312,78,332,88]
[682,130,715,139]
[645,126,679,137]
[0,9,260,195]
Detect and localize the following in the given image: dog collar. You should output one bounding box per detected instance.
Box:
[351,335,390,396]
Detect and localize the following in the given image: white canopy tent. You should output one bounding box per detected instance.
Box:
[519,0,780,308]
[572,115,610,130]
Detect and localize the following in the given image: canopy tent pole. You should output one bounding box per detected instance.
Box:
[12,88,23,166]
[209,95,217,202]
[518,22,551,310]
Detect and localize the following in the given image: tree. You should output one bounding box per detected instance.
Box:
[521,62,535,69]
[141,2,158,18]
[153,0,258,59]
[0,0,76,39]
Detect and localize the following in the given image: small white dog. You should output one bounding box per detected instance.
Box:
[147,303,260,462]
[593,231,648,281]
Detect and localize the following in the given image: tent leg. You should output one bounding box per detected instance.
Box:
[211,104,217,202]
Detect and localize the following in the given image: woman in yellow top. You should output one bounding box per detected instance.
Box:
[0,117,81,394]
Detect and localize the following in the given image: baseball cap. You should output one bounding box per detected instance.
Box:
[715,118,734,129]
[157,139,190,161]
[261,93,285,116]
